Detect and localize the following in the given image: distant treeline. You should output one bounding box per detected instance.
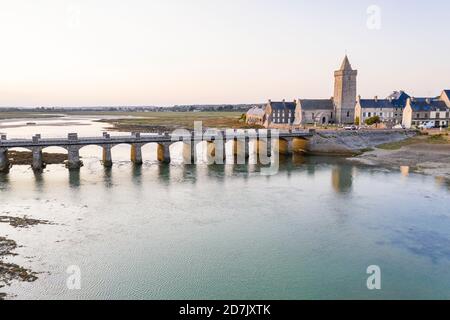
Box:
[0,104,264,113]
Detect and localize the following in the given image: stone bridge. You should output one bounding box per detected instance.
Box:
[0,129,313,173]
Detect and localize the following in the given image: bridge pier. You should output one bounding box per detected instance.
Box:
[102,145,113,167]
[131,144,143,165]
[157,142,171,163]
[0,148,10,173]
[235,137,249,164]
[32,147,46,172]
[180,142,194,164]
[292,137,309,153]
[67,146,83,169]
[213,139,225,164]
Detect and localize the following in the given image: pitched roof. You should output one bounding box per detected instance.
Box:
[246,106,265,117]
[268,101,296,112]
[340,55,353,71]
[442,90,450,99]
[386,91,410,108]
[298,99,334,110]
[359,99,395,109]
[409,99,449,112]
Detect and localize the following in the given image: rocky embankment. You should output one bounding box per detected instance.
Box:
[307,129,417,155]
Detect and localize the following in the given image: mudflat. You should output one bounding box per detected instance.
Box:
[352,135,450,178]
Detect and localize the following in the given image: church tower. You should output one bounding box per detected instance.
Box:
[333,55,357,124]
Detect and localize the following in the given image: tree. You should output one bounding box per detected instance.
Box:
[355,116,360,126]
[365,116,381,125]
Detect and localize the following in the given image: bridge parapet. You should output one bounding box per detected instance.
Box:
[0,130,313,172]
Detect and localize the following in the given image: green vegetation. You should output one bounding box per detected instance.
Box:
[427,134,449,144]
[364,116,380,125]
[355,116,360,126]
[96,111,263,131]
[358,147,374,153]
[0,112,62,120]
[377,134,449,150]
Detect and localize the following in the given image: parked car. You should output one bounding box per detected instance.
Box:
[418,122,435,130]
[393,124,405,129]
[344,125,358,131]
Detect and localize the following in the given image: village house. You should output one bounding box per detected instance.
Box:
[263,100,297,127]
[402,95,450,129]
[245,106,266,126]
[354,91,410,125]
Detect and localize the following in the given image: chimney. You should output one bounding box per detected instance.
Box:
[282,99,285,102]
[411,97,415,102]
[426,98,431,104]
[374,96,378,102]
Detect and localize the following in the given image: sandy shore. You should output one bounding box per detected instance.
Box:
[351,135,450,179]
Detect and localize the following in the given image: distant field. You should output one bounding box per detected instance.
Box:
[91,111,260,131]
[0,112,62,120]
[0,110,261,131]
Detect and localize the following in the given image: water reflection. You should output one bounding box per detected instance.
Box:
[69,169,81,188]
[103,167,114,188]
[331,165,353,194]
[131,165,142,186]
[400,166,410,177]
[435,176,450,191]
[33,171,45,192]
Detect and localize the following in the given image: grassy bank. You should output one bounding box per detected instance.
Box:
[95,111,262,131]
[376,134,449,150]
[0,112,62,120]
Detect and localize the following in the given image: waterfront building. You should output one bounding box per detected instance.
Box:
[263,100,296,127]
[245,106,266,126]
[402,96,450,128]
[354,91,410,125]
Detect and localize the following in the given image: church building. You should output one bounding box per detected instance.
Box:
[250,56,358,127]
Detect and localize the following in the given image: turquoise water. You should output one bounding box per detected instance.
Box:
[1,118,450,299]
[1,157,450,299]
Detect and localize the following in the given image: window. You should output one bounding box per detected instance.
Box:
[347,111,350,117]
[363,112,366,117]
[368,112,371,117]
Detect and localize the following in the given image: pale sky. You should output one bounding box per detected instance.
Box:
[0,0,449,107]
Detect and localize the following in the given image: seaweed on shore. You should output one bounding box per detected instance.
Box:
[0,215,54,299]
[0,236,38,298]
[7,151,68,165]
[0,215,54,228]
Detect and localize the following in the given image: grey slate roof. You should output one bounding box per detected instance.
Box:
[359,99,395,109]
[269,101,296,112]
[386,90,410,107]
[298,99,334,110]
[410,99,449,112]
[340,55,353,71]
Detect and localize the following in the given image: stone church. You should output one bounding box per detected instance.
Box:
[247,56,358,127]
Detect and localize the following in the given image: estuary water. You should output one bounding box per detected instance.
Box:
[1,116,450,299]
